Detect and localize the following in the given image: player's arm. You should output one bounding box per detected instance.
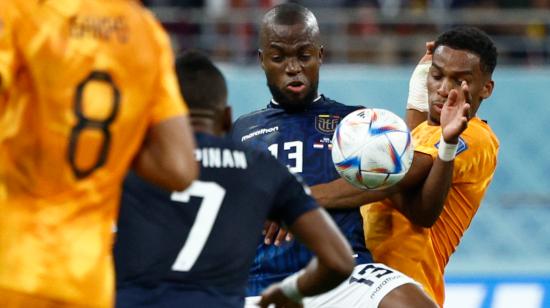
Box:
[258,208,354,307]
[133,115,198,191]
[390,82,471,227]
[311,178,395,209]
[132,16,198,191]
[312,82,470,227]
[405,42,434,130]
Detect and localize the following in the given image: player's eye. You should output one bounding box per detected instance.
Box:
[271,55,284,62]
[299,54,311,62]
[430,71,442,80]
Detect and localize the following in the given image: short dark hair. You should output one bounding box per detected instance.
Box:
[175,50,227,110]
[266,2,312,26]
[434,26,497,74]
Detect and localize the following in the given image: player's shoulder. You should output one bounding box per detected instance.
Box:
[317,95,364,113]
[461,117,499,152]
[233,105,275,124]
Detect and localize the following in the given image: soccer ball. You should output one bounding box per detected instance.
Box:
[331,108,414,190]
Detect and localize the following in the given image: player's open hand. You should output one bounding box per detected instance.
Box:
[258,285,303,308]
[419,41,435,64]
[440,81,471,143]
[263,221,293,246]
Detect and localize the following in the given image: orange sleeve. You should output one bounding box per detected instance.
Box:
[414,143,438,159]
[145,12,188,125]
[0,0,20,92]
[412,124,439,159]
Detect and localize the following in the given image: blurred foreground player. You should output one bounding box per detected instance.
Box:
[0,1,197,307]
[114,51,354,308]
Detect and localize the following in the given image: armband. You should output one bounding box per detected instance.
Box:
[438,135,458,162]
[280,270,305,303]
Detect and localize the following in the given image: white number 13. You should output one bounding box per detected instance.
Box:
[268,141,303,173]
[170,181,226,272]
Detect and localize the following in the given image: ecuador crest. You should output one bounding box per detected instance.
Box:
[315,114,340,134]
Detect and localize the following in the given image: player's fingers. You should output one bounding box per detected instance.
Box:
[446,89,458,107]
[426,41,435,54]
[274,228,288,246]
[264,222,279,245]
[257,297,268,308]
[462,103,471,118]
[285,232,293,242]
[262,221,270,235]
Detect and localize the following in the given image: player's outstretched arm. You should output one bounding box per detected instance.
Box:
[133,115,198,191]
[393,82,470,227]
[311,178,395,209]
[258,208,354,307]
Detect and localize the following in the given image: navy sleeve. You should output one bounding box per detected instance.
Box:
[267,162,319,226]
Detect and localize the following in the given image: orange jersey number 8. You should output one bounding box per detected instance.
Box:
[67,71,120,179]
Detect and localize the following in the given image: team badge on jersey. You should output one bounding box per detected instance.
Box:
[315,114,340,134]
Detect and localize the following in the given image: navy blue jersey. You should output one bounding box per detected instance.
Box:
[114,133,317,307]
[231,95,373,295]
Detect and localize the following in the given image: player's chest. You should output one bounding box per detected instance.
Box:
[239,112,346,174]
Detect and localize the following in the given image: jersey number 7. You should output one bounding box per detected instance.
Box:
[170,181,226,271]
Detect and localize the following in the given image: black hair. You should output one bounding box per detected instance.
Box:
[434,26,497,74]
[265,2,312,26]
[175,50,227,110]
[260,2,320,46]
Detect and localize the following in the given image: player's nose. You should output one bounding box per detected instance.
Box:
[285,58,302,75]
[436,79,452,97]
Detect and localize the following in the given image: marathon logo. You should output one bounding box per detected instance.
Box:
[241,126,279,142]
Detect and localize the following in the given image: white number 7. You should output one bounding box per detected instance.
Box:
[170,181,226,272]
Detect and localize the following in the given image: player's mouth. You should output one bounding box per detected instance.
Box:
[286,81,306,94]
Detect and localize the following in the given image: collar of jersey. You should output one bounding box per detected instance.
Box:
[269,95,324,110]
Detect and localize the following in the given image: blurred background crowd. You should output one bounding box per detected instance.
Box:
[143,0,550,65]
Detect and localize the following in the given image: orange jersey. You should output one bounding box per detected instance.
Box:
[362,117,499,306]
[0,1,187,307]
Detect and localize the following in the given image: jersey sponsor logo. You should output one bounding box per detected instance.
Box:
[315,114,341,134]
[435,136,468,156]
[69,15,129,43]
[195,147,248,169]
[241,126,279,142]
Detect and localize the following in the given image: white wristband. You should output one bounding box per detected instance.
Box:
[438,135,458,162]
[407,62,430,112]
[280,270,305,303]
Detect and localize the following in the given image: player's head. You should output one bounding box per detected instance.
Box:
[427,26,497,125]
[259,3,323,110]
[176,50,231,136]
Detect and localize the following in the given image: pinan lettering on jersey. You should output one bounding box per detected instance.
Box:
[194,148,248,169]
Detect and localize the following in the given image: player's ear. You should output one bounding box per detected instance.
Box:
[258,49,266,70]
[222,105,232,133]
[318,45,324,64]
[480,79,494,100]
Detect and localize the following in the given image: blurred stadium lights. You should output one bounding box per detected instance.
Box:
[151,7,550,65]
